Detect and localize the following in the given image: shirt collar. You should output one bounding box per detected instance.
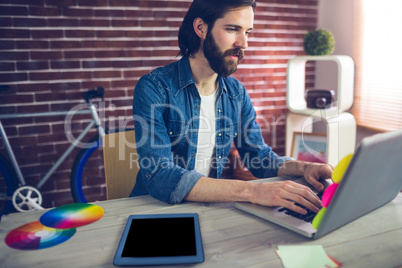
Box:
[178,55,228,94]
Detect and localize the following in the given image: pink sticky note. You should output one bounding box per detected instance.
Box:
[322,183,338,207]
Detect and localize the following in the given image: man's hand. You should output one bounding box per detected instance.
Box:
[303,162,334,192]
[273,160,334,214]
[278,160,333,191]
[250,180,322,215]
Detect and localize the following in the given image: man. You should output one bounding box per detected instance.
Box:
[131,0,333,215]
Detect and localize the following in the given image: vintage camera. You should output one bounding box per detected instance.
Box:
[305,89,334,109]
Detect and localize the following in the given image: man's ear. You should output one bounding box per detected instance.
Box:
[193,18,208,39]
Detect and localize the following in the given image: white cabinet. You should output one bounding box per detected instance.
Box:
[285,55,356,166]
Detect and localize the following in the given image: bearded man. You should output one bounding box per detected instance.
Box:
[131,0,333,215]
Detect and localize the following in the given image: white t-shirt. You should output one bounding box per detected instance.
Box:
[194,90,217,176]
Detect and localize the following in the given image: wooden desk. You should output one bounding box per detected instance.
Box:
[1,194,401,268]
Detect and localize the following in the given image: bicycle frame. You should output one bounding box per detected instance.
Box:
[0,99,106,209]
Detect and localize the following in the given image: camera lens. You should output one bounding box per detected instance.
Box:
[315,97,327,108]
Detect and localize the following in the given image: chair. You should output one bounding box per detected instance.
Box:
[103,130,139,200]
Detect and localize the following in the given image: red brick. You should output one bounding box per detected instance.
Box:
[0,40,15,49]
[29,6,62,16]
[82,60,112,69]
[81,40,110,48]
[141,20,167,27]
[48,18,79,27]
[51,40,81,49]
[49,82,80,91]
[79,19,110,27]
[0,6,28,16]
[112,60,141,68]
[95,50,125,58]
[111,19,139,27]
[16,40,49,49]
[0,29,31,39]
[78,0,108,6]
[17,61,49,71]
[46,0,76,6]
[94,9,124,17]
[0,17,12,27]
[19,124,51,136]
[64,50,95,59]
[29,71,62,81]
[139,0,167,8]
[0,62,15,71]
[0,72,28,83]
[126,30,153,38]
[125,50,152,57]
[167,1,191,8]
[63,7,93,17]
[15,82,48,92]
[13,17,47,27]
[16,103,50,114]
[96,30,126,38]
[62,71,92,80]
[125,10,153,17]
[0,105,17,114]
[32,30,63,39]
[51,61,80,69]
[93,70,121,78]
[112,40,140,48]
[109,0,139,7]
[65,30,95,38]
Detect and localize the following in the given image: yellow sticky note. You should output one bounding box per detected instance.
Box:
[331,154,354,183]
[277,245,339,268]
[312,207,327,229]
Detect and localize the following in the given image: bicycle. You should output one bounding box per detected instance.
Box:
[0,85,130,218]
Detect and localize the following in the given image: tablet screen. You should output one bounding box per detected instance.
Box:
[122,217,196,257]
[113,213,204,266]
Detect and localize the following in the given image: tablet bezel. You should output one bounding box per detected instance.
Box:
[113,213,204,266]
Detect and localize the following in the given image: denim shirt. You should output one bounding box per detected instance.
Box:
[131,55,292,204]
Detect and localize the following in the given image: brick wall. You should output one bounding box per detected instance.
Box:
[0,0,318,208]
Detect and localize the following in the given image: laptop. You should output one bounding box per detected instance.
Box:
[234,129,402,239]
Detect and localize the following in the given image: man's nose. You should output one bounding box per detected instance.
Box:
[235,33,248,49]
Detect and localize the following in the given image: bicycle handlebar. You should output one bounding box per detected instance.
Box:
[83,87,105,103]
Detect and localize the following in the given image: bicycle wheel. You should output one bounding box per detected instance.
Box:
[0,154,17,219]
[70,135,105,203]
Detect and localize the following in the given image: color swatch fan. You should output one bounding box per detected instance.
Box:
[40,203,105,229]
[5,221,76,250]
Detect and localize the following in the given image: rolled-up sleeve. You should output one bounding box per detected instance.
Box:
[133,76,202,204]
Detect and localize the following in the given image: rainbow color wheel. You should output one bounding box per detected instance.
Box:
[40,203,105,229]
[5,221,76,250]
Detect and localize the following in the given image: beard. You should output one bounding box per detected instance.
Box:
[203,31,244,78]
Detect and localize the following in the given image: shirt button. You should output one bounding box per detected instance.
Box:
[218,156,222,159]
[218,133,222,136]
[192,154,195,158]
[218,109,222,113]
[195,105,200,109]
[235,133,237,136]
[169,131,172,135]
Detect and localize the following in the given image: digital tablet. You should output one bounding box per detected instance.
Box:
[113,213,204,266]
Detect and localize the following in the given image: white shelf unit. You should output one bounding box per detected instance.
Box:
[285,55,356,166]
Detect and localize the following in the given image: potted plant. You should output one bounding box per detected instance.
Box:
[303,29,335,56]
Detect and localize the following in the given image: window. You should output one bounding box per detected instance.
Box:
[353,0,402,131]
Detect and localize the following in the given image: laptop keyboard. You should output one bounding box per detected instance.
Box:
[277,192,323,223]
